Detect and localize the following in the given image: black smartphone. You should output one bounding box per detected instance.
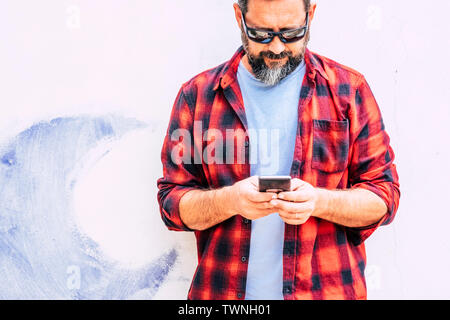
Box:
[258,175,291,193]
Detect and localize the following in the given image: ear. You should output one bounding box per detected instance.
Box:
[308,2,317,22]
[233,3,243,31]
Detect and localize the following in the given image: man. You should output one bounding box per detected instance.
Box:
[157,0,400,300]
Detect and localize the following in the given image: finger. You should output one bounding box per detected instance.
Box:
[277,190,311,202]
[290,178,309,190]
[247,175,259,187]
[270,199,313,214]
[252,201,276,210]
[277,210,310,221]
[278,214,309,225]
[278,179,312,202]
[247,190,278,203]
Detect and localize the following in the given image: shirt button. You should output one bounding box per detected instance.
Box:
[241,256,247,262]
[291,161,300,175]
[244,140,249,147]
[283,286,292,294]
[237,292,243,299]
[243,218,250,224]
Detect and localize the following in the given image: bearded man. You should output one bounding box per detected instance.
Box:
[157,0,400,300]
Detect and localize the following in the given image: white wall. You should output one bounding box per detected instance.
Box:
[0,0,449,299]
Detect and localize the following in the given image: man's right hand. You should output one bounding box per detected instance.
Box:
[180,176,279,231]
[227,176,279,220]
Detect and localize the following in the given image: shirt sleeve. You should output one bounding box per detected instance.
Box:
[157,86,207,232]
[345,76,401,246]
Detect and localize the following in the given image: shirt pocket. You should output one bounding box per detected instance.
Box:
[312,119,350,173]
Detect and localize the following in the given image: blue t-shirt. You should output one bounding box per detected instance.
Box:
[237,59,306,300]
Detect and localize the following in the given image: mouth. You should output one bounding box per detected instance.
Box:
[262,54,289,64]
[264,56,287,67]
[265,55,287,60]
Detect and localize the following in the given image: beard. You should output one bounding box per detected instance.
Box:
[241,28,309,86]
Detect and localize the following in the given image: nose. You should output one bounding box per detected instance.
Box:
[267,35,286,55]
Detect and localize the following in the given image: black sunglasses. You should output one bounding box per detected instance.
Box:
[241,12,309,44]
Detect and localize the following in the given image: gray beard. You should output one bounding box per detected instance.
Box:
[252,60,295,86]
[241,29,309,86]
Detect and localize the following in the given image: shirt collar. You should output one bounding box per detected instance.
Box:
[213,46,329,91]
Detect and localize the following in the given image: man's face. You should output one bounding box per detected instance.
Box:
[238,0,311,86]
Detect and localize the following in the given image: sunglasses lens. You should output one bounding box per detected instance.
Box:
[281,28,306,42]
[248,29,272,43]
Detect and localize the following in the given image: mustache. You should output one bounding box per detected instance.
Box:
[259,50,292,60]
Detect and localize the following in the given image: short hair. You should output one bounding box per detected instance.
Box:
[238,0,311,15]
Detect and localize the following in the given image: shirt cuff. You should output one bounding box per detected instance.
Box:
[345,183,392,245]
[159,185,198,232]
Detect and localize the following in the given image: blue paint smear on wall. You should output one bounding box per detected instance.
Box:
[0,115,176,299]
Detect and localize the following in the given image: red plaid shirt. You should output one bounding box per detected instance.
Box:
[157,46,400,300]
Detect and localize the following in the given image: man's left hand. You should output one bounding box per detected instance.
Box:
[270,178,325,225]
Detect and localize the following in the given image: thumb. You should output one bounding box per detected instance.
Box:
[290,178,308,191]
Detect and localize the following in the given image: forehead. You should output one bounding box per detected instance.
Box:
[246,0,306,28]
